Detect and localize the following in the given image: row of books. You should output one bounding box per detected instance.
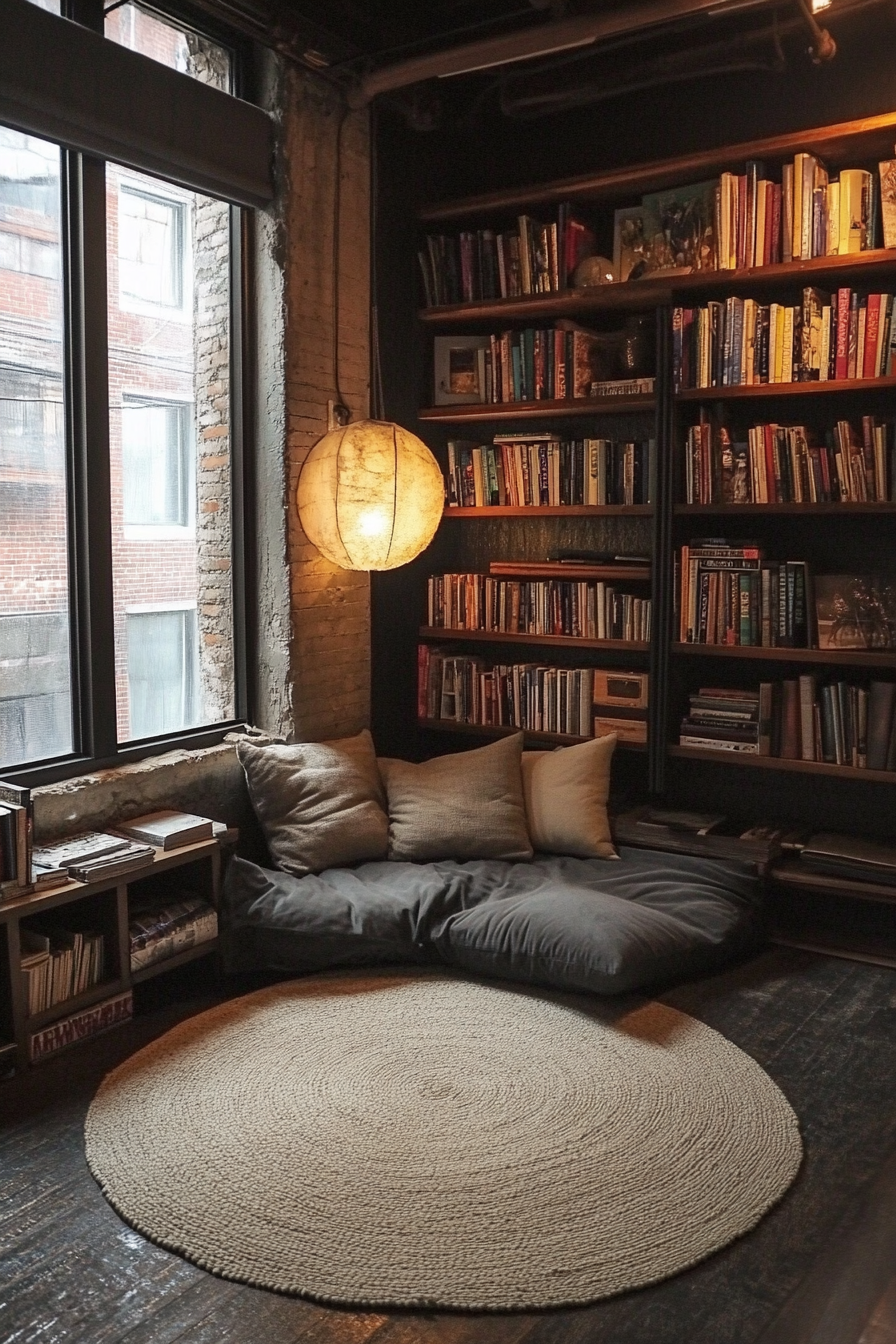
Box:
[446,436,654,509]
[679,678,896,769]
[684,418,896,505]
[128,894,218,973]
[426,573,653,643]
[0,780,33,897]
[678,546,811,647]
[419,205,594,306]
[418,649,649,744]
[21,923,105,1017]
[29,989,133,1063]
[717,159,878,270]
[419,652,598,739]
[419,158,893,310]
[672,288,896,391]
[451,325,607,404]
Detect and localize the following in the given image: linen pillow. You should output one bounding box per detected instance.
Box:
[521,734,618,859]
[237,728,388,877]
[379,732,532,863]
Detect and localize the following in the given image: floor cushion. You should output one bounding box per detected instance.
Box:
[221,847,762,996]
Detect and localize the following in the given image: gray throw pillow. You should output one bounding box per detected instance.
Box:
[237,729,388,877]
[379,733,532,863]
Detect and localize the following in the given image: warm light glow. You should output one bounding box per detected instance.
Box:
[811,0,832,10]
[296,419,445,571]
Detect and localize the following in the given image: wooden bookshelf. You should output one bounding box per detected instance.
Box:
[668,745,896,783]
[443,504,653,518]
[770,860,896,906]
[419,718,646,751]
[676,374,896,402]
[489,561,650,581]
[418,111,896,221]
[420,627,649,653]
[419,252,896,327]
[675,502,896,514]
[671,643,896,666]
[419,395,655,422]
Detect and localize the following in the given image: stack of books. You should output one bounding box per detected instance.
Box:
[128,894,218,973]
[30,832,155,882]
[680,688,761,753]
[446,436,654,509]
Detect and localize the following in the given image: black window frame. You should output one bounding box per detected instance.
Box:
[2,0,253,786]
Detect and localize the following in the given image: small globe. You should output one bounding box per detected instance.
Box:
[573,255,616,287]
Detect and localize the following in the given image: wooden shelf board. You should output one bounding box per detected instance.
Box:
[770,862,896,904]
[767,933,896,970]
[445,504,652,517]
[419,627,649,652]
[418,719,646,751]
[668,744,896,782]
[418,112,896,220]
[130,938,218,985]
[489,562,650,581]
[420,396,655,422]
[671,643,896,666]
[676,374,896,402]
[26,978,128,1031]
[418,256,896,327]
[675,502,896,514]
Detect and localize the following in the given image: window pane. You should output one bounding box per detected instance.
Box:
[104,4,232,92]
[109,165,235,742]
[0,126,72,769]
[127,608,197,738]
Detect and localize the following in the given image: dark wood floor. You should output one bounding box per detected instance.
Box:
[2,946,896,1344]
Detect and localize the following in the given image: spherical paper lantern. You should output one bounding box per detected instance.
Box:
[296,419,445,571]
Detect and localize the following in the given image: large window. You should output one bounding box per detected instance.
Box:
[0,7,247,778]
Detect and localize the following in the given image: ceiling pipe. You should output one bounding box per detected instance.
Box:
[347,0,779,106]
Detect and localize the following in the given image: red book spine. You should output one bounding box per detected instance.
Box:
[862,293,881,378]
[834,287,851,380]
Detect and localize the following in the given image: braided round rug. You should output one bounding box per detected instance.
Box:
[85,970,802,1311]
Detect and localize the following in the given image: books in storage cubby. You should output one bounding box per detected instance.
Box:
[446,435,654,509]
[20,922,105,1017]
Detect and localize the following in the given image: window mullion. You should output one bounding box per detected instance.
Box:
[63,150,117,760]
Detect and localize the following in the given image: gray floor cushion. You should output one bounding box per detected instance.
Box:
[221,847,762,995]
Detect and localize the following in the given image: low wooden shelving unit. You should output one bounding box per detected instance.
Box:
[0,837,223,1073]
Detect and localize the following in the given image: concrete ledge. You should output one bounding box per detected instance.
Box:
[33,739,259,847]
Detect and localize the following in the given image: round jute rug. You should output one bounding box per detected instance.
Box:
[85,971,802,1311]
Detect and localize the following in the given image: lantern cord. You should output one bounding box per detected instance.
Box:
[370,103,386,421]
[333,104,350,416]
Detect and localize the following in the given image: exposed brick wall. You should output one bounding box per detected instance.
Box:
[263,67,372,742]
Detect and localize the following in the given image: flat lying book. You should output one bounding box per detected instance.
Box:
[114,811,215,850]
[800,832,896,884]
[67,842,155,882]
[32,831,129,870]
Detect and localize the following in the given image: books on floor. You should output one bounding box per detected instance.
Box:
[29,990,133,1063]
[114,811,215,851]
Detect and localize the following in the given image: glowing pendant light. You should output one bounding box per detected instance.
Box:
[296,418,445,571]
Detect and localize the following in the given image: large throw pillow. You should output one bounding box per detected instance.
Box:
[237,729,388,877]
[521,734,618,859]
[379,733,532,863]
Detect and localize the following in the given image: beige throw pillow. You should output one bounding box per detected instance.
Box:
[521,734,618,859]
[379,733,533,863]
[237,728,388,876]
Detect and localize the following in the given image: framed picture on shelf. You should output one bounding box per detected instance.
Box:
[433,335,491,405]
[641,178,718,272]
[815,574,896,649]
